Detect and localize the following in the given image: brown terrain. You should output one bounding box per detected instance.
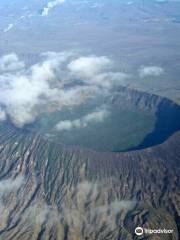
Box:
[0,87,179,240]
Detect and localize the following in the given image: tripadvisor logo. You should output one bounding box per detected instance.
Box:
[135,227,143,236]
[135,226,174,236]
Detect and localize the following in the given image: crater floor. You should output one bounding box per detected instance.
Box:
[27,103,155,152]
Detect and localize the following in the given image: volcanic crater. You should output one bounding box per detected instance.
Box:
[0,86,179,240]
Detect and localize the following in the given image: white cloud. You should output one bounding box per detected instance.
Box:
[26,203,59,226]
[0,52,127,128]
[62,180,136,237]
[83,108,109,123]
[95,200,136,218]
[92,72,128,88]
[68,56,128,88]
[68,56,112,79]
[139,66,164,78]
[0,52,80,127]
[3,23,14,33]
[0,108,6,121]
[0,53,25,72]
[0,175,24,216]
[55,108,110,131]
[0,175,24,194]
[42,0,66,17]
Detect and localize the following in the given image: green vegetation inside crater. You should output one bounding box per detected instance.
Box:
[26,102,156,152]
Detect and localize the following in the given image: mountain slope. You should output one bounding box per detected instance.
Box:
[0,123,179,239]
